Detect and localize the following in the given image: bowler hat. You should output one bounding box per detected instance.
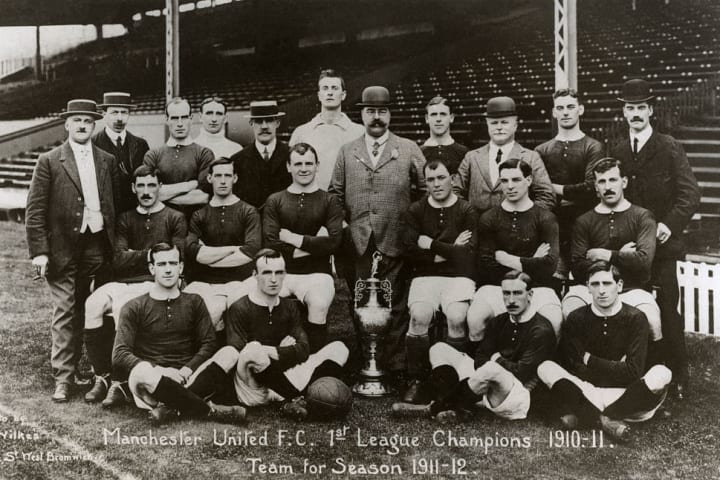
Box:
[99,92,134,109]
[483,96,517,118]
[244,100,285,119]
[617,79,655,103]
[356,86,392,107]
[59,99,103,119]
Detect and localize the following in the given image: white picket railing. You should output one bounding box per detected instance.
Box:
[677,260,720,336]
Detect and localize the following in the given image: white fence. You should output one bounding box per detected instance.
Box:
[677,260,720,336]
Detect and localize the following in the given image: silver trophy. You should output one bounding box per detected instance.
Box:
[353,251,393,397]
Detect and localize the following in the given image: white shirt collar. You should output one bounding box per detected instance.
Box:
[166,136,194,147]
[105,127,127,144]
[197,130,226,141]
[311,112,353,130]
[630,125,653,151]
[489,141,515,159]
[594,198,632,214]
[255,139,277,158]
[288,184,319,194]
[365,131,389,150]
[69,138,92,155]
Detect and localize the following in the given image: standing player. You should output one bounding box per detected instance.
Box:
[263,143,344,352]
[185,158,261,332]
[393,271,556,422]
[113,242,245,423]
[538,261,672,441]
[467,159,561,345]
[608,79,700,401]
[421,96,468,187]
[535,89,604,279]
[83,165,187,406]
[194,96,243,159]
[401,158,477,403]
[185,249,350,421]
[289,69,364,190]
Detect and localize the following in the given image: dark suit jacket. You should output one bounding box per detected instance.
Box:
[330,132,426,257]
[93,129,150,213]
[26,141,119,276]
[609,130,701,259]
[231,141,291,210]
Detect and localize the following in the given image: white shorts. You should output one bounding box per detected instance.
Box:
[408,276,476,312]
[433,344,530,420]
[280,273,335,303]
[184,279,255,330]
[473,285,560,319]
[563,286,662,341]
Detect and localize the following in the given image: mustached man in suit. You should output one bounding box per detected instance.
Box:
[93,92,150,213]
[26,99,120,403]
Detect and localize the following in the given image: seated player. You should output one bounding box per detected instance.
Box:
[562,158,661,342]
[392,271,556,422]
[112,242,245,423]
[538,261,672,442]
[401,157,477,404]
[185,249,349,421]
[262,143,343,352]
[184,158,261,332]
[84,166,187,406]
[467,159,562,344]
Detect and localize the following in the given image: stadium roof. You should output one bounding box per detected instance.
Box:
[0,0,165,26]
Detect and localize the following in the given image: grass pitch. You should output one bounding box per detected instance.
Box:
[0,221,719,479]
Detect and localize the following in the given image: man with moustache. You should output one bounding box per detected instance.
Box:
[393,271,556,422]
[563,158,662,344]
[330,85,426,374]
[231,101,291,210]
[83,165,187,406]
[93,92,150,213]
[608,79,700,400]
[457,96,555,215]
[421,96,468,187]
[185,158,261,333]
[467,159,562,346]
[263,143,344,352]
[194,96,243,159]
[290,69,364,190]
[535,89,604,279]
[400,158,477,403]
[113,242,246,424]
[538,261,672,442]
[143,97,214,218]
[26,99,120,402]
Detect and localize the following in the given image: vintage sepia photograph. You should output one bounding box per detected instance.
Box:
[0,0,718,478]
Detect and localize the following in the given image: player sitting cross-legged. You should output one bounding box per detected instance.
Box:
[184,249,349,421]
[392,271,556,422]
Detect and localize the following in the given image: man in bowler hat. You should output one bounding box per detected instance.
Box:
[330,86,427,378]
[94,92,150,213]
[26,99,120,402]
[608,79,700,402]
[457,96,555,215]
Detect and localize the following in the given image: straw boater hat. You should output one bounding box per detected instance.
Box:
[482,96,517,117]
[245,100,286,119]
[59,99,103,120]
[99,92,134,109]
[617,79,655,103]
[356,86,392,107]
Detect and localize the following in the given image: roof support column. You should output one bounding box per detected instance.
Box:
[165,0,180,106]
[554,0,577,91]
[35,26,42,80]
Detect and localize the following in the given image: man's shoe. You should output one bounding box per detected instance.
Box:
[84,375,110,403]
[207,401,246,424]
[149,404,178,425]
[560,414,579,429]
[73,373,93,387]
[281,396,308,421]
[401,379,428,404]
[599,415,630,442]
[434,409,459,424]
[391,402,432,418]
[102,381,131,409]
[52,383,72,403]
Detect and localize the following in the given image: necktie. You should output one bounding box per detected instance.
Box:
[495,148,503,164]
[633,137,639,155]
[116,136,122,150]
[372,141,380,157]
[262,147,270,161]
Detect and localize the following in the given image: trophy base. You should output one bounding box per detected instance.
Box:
[353,378,394,397]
